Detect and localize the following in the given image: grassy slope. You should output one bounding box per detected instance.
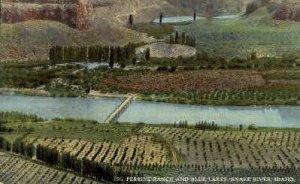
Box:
[176,16,300,59]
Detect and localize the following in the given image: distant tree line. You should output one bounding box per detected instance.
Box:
[0,137,11,151]
[173,120,220,130]
[0,112,42,123]
[195,121,219,130]
[168,31,196,47]
[49,43,137,67]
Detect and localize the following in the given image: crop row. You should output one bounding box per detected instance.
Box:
[27,135,168,167]
[0,153,98,184]
[140,127,300,171]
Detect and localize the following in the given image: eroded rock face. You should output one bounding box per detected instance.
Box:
[273,3,300,22]
[1,0,95,30]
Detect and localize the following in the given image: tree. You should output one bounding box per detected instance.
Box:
[239,124,243,131]
[159,13,163,25]
[109,47,115,69]
[169,34,174,44]
[175,31,179,44]
[181,32,186,44]
[251,51,257,60]
[49,46,63,64]
[97,45,103,62]
[103,46,109,62]
[129,14,134,27]
[145,48,150,60]
[132,57,137,65]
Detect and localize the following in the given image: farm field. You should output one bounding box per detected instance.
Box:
[20,126,300,171]
[140,127,300,170]
[26,136,169,167]
[0,152,100,184]
[100,69,300,105]
[1,0,300,182]
[1,113,300,182]
[101,70,265,93]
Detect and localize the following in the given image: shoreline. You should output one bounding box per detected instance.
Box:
[1,87,299,106]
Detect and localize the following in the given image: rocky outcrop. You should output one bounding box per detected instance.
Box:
[1,0,95,30]
[167,0,254,14]
[273,3,300,21]
[245,0,300,22]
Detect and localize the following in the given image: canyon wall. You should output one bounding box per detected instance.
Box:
[1,0,95,30]
[273,2,300,21]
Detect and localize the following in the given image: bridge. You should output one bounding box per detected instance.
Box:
[104,95,134,124]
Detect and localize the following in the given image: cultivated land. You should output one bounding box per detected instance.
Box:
[1,113,300,183]
[0,153,100,184]
[1,0,300,183]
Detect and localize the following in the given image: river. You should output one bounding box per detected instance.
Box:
[0,95,299,128]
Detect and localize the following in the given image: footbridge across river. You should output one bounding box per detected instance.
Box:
[104,95,134,123]
[88,90,134,123]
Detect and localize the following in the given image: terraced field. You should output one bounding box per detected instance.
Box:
[140,127,300,171]
[0,152,100,184]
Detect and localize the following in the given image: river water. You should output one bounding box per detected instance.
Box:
[119,101,300,128]
[0,95,299,128]
[0,95,122,123]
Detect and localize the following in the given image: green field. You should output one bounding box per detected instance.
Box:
[175,18,300,59]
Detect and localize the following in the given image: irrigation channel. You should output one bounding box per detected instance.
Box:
[1,94,300,128]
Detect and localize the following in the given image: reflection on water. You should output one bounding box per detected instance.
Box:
[119,101,300,128]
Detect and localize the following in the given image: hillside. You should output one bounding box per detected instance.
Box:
[245,0,300,22]
[0,0,256,61]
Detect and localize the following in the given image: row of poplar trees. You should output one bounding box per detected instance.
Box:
[169,31,197,47]
[49,43,137,66]
[0,137,136,182]
[36,144,135,182]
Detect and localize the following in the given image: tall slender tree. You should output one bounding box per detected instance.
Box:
[129,14,134,27]
[159,13,163,25]
[109,47,115,69]
[175,31,179,44]
[181,32,186,44]
[145,48,150,60]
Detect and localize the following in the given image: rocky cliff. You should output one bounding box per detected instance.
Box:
[273,2,300,21]
[1,0,95,30]
[245,0,300,22]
